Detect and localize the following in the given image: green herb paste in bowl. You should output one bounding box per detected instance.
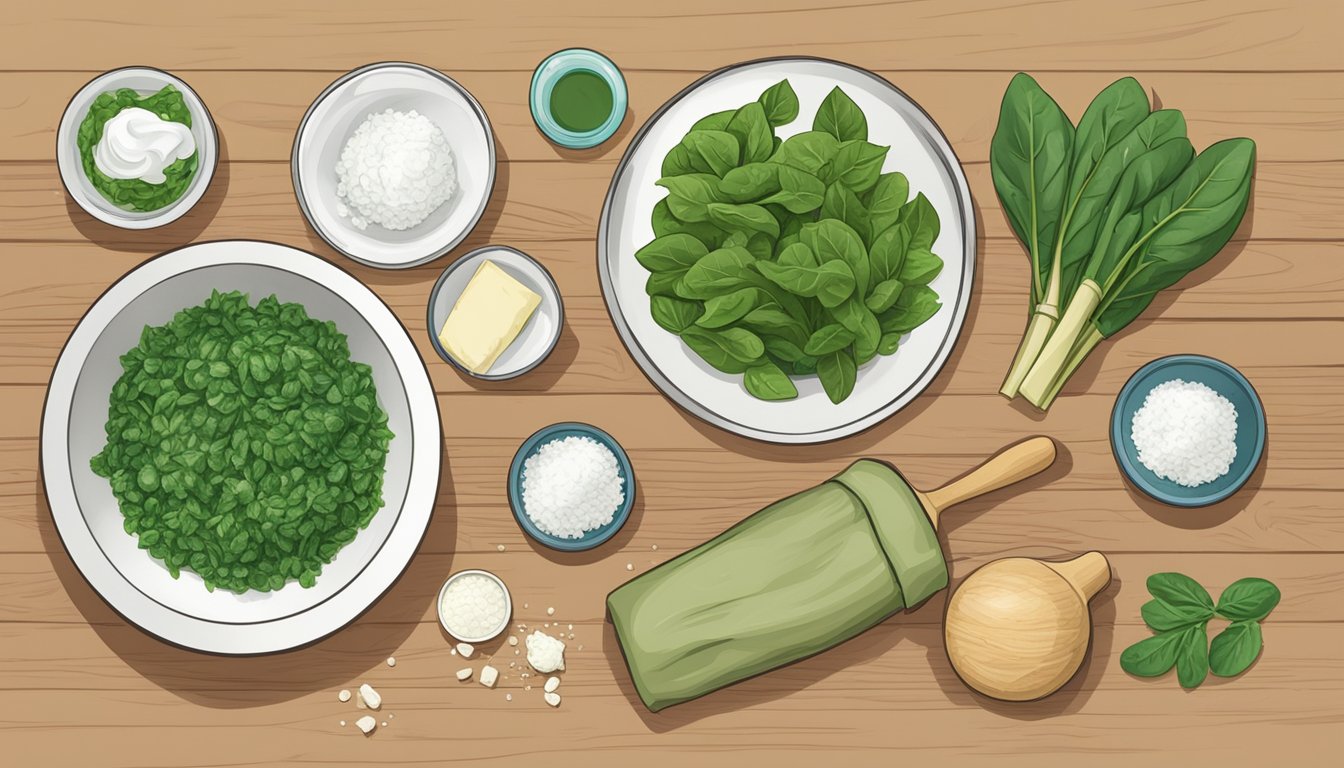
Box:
[76,86,199,212]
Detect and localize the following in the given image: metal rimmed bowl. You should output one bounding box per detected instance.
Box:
[597,57,976,444]
[1111,354,1267,508]
[292,61,496,269]
[40,240,442,654]
[508,422,636,551]
[426,245,564,380]
[56,66,219,230]
[436,569,512,643]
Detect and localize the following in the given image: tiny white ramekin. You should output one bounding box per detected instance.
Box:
[436,568,512,643]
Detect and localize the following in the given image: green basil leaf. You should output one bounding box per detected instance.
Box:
[1208,620,1263,678]
[1215,577,1281,622]
[743,361,799,401]
[1119,630,1184,677]
[635,233,709,272]
[758,79,800,128]
[696,287,760,329]
[650,296,703,333]
[1146,572,1215,613]
[1175,624,1210,689]
[1141,598,1213,631]
[817,349,858,404]
[813,86,867,142]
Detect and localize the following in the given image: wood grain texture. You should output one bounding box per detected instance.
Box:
[2,1,1342,766]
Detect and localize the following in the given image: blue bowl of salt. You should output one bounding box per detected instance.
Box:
[508,422,635,551]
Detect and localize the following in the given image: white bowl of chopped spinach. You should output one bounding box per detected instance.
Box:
[598,58,975,443]
[57,67,218,229]
[42,241,440,654]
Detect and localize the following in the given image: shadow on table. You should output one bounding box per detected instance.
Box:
[36,450,459,709]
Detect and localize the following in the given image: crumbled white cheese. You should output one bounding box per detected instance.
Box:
[338,689,351,702]
[479,665,499,688]
[544,676,560,693]
[455,667,473,682]
[547,607,555,616]
[386,657,396,667]
[544,692,561,707]
[358,683,381,710]
[355,715,377,734]
[456,642,475,658]
[508,635,519,647]
[525,630,566,673]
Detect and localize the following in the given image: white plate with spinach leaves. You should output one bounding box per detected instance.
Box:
[598,58,974,443]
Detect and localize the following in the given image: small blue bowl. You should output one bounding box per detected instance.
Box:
[508,422,636,551]
[1111,355,1266,507]
[529,48,627,149]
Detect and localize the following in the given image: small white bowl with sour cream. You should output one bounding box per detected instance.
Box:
[57,67,218,230]
[292,62,497,269]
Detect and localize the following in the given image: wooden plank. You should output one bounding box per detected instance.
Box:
[1,549,1339,626]
[4,0,1341,72]
[4,160,1341,248]
[6,70,1341,163]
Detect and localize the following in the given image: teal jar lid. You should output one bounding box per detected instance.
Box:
[530,48,627,149]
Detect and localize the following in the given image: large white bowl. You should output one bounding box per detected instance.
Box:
[598,58,976,444]
[41,241,441,654]
[292,62,496,269]
[56,67,219,230]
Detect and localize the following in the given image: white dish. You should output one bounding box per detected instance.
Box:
[427,246,564,380]
[56,67,219,230]
[436,569,512,643]
[41,241,441,654]
[598,57,976,444]
[292,62,496,269]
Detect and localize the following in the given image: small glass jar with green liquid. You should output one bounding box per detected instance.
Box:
[530,49,627,149]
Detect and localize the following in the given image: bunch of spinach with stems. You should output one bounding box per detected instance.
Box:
[991,73,1255,409]
[638,79,944,404]
[1121,573,1280,688]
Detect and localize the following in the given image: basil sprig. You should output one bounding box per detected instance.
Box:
[1121,573,1280,687]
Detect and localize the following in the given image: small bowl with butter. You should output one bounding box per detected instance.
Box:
[428,246,564,380]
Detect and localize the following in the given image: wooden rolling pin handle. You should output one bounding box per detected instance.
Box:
[1044,551,1112,601]
[924,436,1057,516]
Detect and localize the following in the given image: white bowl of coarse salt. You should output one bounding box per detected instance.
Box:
[292,62,496,269]
[438,569,512,643]
[1112,355,1266,507]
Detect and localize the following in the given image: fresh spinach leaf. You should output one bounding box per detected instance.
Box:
[801,219,870,297]
[758,166,825,213]
[1120,629,1184,677]
[681,326,764,373]
[814,86,867,142]
[681,130,741,177]
[635,233,709,272]
[769,131,840,175]
[898,248,943,286]
[1175,624,1210,688]
[777,241,818,268]
[677,246,756,299]
[868,223,909,283]
[646,270,687,297]
[707,202,781,239]
[727,102,774,164]
[817,349,858,404]
[824,140,888,194]
[650,295,703,333]
[651,198,729,247]
[691,110,734,132]
[821,184,872,245]
[1214,577,1281,622]
[866,172,909,235]
[877,332,901,355]
[696,287,760,328]
[879,286,941,334]
[1141,598,1213,632]
[763,335,809,363]
[721,162,781,201]
[744,361,799,400]
[803,324,856,356]
[758,79,800,128]
[900,192,940,251]
[1146,572,1215,613]
[864,279,904,314]
[657,174,723,222]
[756,260,857,308]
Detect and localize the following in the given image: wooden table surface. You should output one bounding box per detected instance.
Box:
[3,2,1341,765]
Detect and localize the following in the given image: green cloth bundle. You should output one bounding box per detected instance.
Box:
[606,460,947,711]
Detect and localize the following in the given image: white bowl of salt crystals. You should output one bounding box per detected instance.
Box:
[438,569,512,643]
[292,62,496,269]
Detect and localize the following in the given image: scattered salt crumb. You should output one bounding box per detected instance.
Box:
[652,544,658,551]
[338,689,351,703]
[567,624,573,630]
[355,715,377,734]
[523,603,529,609]
[544,676,560,693]
[456,642,475,658]
[626,563,633,571]
[508,635,519,646]
[567,634,574,640]
[386,656,396,667]
[497,544,505,552]
[578,645,584,651]
[340,720,346,727]
[547,607,555,616]
[514,649,520,656]
[389,713,394,719]
[358,683,382,710]
[506,693,513,702]
[381,721,388,728]
[544,692,561,707]
[525,685,532,691]
[456,667,472,682]
[451,648,457,656]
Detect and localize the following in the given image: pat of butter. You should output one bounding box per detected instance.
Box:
[438,260,541,374]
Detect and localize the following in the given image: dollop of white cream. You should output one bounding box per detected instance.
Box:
[93,107,196,184]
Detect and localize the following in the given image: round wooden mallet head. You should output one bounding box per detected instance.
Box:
[944,552,1111,701]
